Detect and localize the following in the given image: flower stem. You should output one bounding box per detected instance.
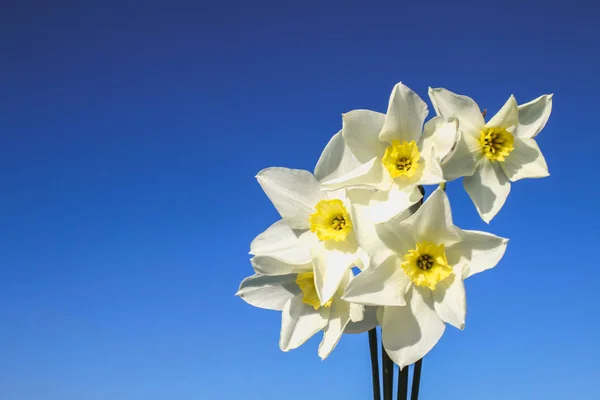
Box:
[397,366,408,400]
[382,343,394,400]
[410,359,423,400]
[368,329,381,400]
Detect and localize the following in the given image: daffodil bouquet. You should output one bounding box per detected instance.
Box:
[237,83,552,399]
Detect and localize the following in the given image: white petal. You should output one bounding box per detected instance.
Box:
[312,242,359,306]
[346,188,396,266]
[345,306,379,334]
[321,157,392,191]
[501,138,549,181]
[318,299,352,359]
[440,129,483,181]
[487,95,518,131]
[379,83,428,143]
[463,158,511,223]
[428,87,485,136]
[379,287,446,369]
[341,110,387,163]
[383,187,461,247]
[418,146,445,186]
[517,94,553,139]
[236,273,300,310]
[256,168,325,229]
[280,294,329,351]
[433,274,466,330]
[251,255,312,276]
[349,302,365,322]
[375,213,417,257]
[420,116,459,163]
[369,183,422,224]
[314,130,362,182]
[250,220,316,263]
[446,228,508,279]
[342,255,410,307]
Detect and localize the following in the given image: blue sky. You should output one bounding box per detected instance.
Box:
[0,1,598,399]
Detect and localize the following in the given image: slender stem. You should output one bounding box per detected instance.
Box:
[410,359,423,400]
[397,366,408,400]
[368,329,381,400]
[382,343,394,400]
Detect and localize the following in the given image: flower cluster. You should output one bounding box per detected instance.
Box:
[237,83,552,366]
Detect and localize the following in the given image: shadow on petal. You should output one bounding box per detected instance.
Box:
[464,168,497,215]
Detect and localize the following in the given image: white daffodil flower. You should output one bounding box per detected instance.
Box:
[429,88,552,223]
[342,188,508,368]
[321,82,458,223]
[237,257,365,359]
[313,131,396,267]
[255,167,369,307]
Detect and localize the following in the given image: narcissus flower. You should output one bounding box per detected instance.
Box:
[342,188,508,368]
[321,83,458,223]
[237,256,366,359]
[429,88,552,222]
[255,167,368,306]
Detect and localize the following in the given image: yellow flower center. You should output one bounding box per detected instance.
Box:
[309,199,352,242]
[381,140,421,179]
[296,271,332,310]
[480,127,515,162]
[401,241,453,290]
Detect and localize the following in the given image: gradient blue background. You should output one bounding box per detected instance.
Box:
[0,1,598,399]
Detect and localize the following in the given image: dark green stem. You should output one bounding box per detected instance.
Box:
[368,329,381,400]
[397,366,408,400]
[410,359,423,400]
[382,343,394,400]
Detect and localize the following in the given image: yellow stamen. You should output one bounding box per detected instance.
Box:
[401,241,453,290]
[296,271,332,310]
[381,140,421,179]
[309,199,352,242]
[480,127,514,162]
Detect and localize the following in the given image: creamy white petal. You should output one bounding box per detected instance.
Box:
[251,255,312,276]
[250,220,316,263]
[417,146,445,186]
[501,138,549,181]
[318,299,352,359]
[463,158,511,223]
[369,183,423,224]
[345,306,379,333]
[375,214,417,256]
[280,294,329,351]
[236,273,300,310]
[342,110,387,163]
[347,188,396,266]
[440,129,483,181]
[314,130,362,182]
[379,287,446,369]
[517,94,553,139]
[420,117,459,163]
[446,228,508,279]
[487,95,518,131]
[256,168,325,229]
[433,274,466,330]
[379,83,428,143]
[349,302,365,322]
[312,242,359,306]
[386,187,461,246]
[321,157,393,191]
[428,87,485,136]
[343,255,410,306]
